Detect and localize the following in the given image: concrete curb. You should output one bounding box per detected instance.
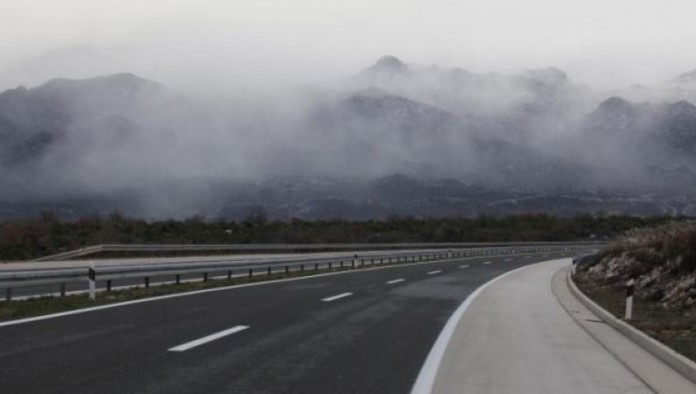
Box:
[567,271,696,385]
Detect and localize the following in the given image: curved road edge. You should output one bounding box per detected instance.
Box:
[413,259,693,394]
[410,262,541,394]
[566,268,696,386]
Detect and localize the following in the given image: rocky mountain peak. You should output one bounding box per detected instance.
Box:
[37,73,162,97]
[597,96,633,113]
[365,55,408,75]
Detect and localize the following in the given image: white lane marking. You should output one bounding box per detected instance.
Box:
[169,325,249,352]
[483,261,492,265]
[428,270,442,275]
[0,252,528,328]
[387,278,405,285]
[322,292,353,302]
[410,261,556,394]
[459,265,469,269]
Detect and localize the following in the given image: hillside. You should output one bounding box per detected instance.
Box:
[2,57,696,219]
[580,222,696,308]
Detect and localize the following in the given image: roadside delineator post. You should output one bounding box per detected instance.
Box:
[625,278,635,320]
[87,263,96,301]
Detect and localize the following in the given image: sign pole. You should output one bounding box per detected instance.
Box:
[88,263,96,301]
[625,279,635,320]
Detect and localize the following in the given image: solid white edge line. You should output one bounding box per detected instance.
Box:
[483,261,492,264]
[459,265,469,269]
[410,259,567,394]
[168,325,249,352]
[427,270,442,275]
[321,292,353,302]
[387,279,405,285]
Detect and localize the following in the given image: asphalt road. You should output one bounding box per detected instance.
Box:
[0,251,575,394]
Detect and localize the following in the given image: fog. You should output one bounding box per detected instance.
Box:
[2,1,696,218]
[3,1,696,92]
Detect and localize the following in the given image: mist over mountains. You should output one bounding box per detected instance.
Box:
[2,56,696,220]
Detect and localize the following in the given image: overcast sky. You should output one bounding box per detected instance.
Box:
[2,0,696,93]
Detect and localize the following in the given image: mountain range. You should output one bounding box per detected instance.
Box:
[2,57,696,219]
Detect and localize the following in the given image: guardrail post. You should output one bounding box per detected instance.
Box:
[145,277,150,289]
[329,262,332,269]
[301,264,304,272]
[60,283,66,297]
[314,263,318,271]
[340,261,344,268]
[351,260,355,269]
[106,280,112,292]
[228,270,232,280]
[176,274,181,285]
[5,288,11,302]
[267,267,272,276]
[285,266,289,274]
[248,269,252,278]
[204,272,208,282]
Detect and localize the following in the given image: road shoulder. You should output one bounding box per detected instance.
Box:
[429,259,653,394]
[554,265,696,394]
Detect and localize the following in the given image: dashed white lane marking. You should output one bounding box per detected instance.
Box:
[387,279,405,285]
[169,325,249,352]
[322,292,354,302]
[483,261,492,265]
[459,265,470,269]
[428,270,442,275]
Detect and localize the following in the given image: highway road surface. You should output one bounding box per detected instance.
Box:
[0,251,573,394]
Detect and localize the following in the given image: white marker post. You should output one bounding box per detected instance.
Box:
[625,278,635,320]
[88,263,96,301]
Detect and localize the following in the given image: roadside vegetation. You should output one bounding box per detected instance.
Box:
[0,212,677,261]
[574,221,696,362]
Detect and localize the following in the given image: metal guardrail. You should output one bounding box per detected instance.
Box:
[32,241,607,262]
[2,244,600,301]
[572,252,599,268]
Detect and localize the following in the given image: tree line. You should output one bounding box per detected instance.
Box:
[0,212,681,261]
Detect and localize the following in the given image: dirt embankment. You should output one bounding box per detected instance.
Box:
[582,221,696,308]
[575,221,696,362]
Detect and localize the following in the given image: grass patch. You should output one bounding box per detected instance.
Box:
[574,271,696,363]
